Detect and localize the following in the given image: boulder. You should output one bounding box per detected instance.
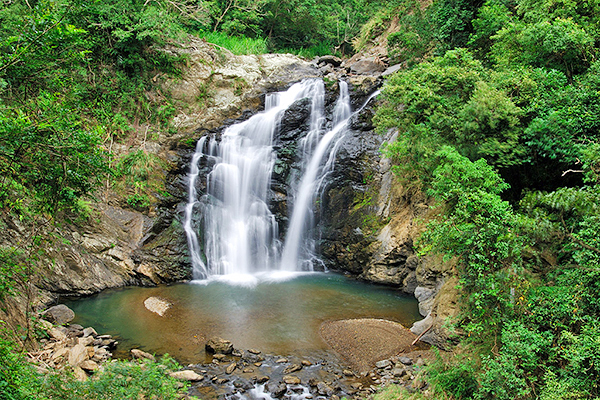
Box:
[348,57,386,75]
[82,327,97,338]
[79,360,99,372]
[226,363,237,374]
[318,55,342,67]
[382,64,403,76]
[48,327,67,341]
[68,344,88,367]
[205,337,233,354]
[42,305,75,325]
[73,366,88,381]
[268,382,287,398]
[283,364,302,374]
[131,349,155,361]
[169,370,204,381]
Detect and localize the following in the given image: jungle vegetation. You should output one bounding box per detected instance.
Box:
[1,0,599,398]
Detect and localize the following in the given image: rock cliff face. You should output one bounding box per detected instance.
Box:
[316,125,459,348]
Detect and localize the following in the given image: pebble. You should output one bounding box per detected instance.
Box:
[283,375,301,385]
[398,356,413,365]
[226,363,237,374]
[248,349,261,354]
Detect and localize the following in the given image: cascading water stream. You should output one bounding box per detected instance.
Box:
[280,82,381,271]
[184,78,379,279]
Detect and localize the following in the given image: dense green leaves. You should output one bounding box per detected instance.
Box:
[375,0,600,397]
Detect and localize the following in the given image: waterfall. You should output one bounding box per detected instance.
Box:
[280,81,352,270]
[184,79,378,279]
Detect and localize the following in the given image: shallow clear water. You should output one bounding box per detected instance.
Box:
[63,273,421,363]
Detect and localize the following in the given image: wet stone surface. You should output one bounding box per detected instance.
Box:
[182,346,430,399]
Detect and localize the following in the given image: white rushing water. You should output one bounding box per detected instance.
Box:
[184,78,378,279]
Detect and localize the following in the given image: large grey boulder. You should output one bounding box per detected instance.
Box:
[42,304,75,325]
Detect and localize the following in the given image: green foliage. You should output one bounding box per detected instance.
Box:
[0,335,39,400]
[0,95,108,214]
[377,49,525,187]
[427,350,478,399]
[0,333,190,400]
[114,149,169,211]
[199,31,268,55]
[0,248,26,301]
[40,356,188,400]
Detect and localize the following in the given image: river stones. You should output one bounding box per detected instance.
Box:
[68,344,88,367]
[170,370,204,381]
[205,337,234,354]
[283,375,301,384]
[319,318,419,373]
[226,363,237,374]
[283,363,302,374]
[42,304,75,325]
[131,349,155,361]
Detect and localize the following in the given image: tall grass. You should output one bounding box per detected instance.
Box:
[276,42,335,59]
[199,31,268,55]
[197,31,337,58]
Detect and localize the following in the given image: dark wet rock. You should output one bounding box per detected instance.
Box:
[256,375,270,384]
[268,382,287,398]
[317,382,334,396]
[318,55,342,67]
[234,379,253,390]
[278,98,311,142]
[42,305,75,325]
[206,337,234,354]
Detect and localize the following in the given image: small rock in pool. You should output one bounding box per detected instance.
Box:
[248,348,261,354]
[143,297,171,317]
[131,349,155,361]
[226,363,237,374]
